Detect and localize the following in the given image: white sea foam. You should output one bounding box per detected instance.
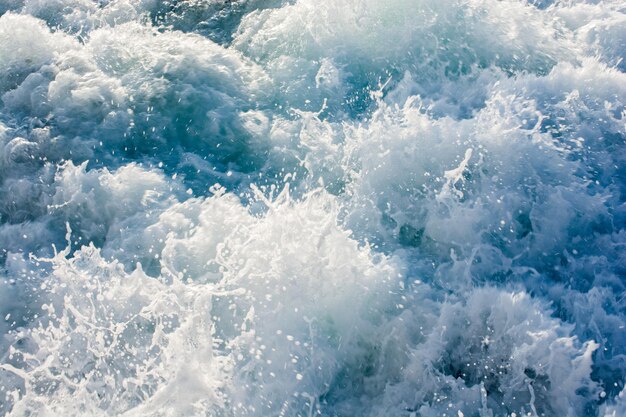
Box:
[0,0,625,416]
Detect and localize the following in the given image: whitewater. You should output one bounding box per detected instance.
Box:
[0,0,624,416]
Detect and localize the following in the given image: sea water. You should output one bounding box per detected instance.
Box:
[0,0,624,416]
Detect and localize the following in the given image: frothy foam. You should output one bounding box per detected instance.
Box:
[0,0,625,416]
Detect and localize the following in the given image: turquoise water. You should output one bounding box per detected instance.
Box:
[0,1,625,416]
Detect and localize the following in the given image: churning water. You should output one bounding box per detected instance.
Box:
[0,0,625,416]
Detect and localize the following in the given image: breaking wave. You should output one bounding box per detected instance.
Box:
[0,0,625,416]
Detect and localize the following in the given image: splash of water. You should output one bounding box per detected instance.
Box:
[0,0,625,416]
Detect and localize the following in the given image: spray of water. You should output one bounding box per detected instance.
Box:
[0,1,625,416]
